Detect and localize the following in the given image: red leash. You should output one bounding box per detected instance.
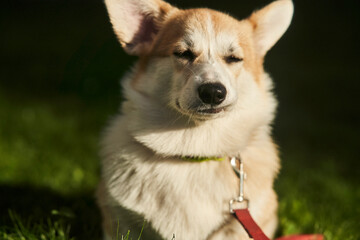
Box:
[233,209,270,240]
[233,209,324,240]
[230,157,324,240]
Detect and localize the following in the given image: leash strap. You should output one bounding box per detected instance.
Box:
[233,209,324,240]
[233,208,270,240]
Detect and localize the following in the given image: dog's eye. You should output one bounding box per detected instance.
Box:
[224,55,243,64]
[173,50,196,62]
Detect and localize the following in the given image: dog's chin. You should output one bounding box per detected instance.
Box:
[175,100,227,120]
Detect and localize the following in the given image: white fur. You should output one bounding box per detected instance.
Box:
[97,0,293,239]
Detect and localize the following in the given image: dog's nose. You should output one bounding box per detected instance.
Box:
[198,83,227,105]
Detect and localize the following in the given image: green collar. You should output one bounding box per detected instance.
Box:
[182,156,225,162]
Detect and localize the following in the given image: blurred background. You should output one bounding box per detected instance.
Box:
[0,0,359,239]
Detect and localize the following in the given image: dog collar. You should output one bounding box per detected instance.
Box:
[182,156,224,162]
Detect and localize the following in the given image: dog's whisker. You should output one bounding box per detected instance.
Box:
[169,112,185,126]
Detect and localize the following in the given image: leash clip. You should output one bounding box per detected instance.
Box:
[229,157,249,213]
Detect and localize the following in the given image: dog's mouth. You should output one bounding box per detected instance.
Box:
[197,107,225,114]
[175,100,226,116]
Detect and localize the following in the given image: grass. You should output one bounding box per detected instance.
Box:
[276,152,360,239]
[1,210,73,240]
[0,89,154,240]
[0,86,359,239]
[0,90,104,239]
[1,211,145,240]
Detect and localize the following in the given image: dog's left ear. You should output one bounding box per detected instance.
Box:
[105,0,178,55]
[249,0,294,56]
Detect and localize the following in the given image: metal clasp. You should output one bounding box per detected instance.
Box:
[229,157,249,213]
[229,198,249,213]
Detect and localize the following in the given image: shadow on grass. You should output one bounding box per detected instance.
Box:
[0,185,101,240]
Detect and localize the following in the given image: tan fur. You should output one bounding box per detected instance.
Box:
[98,0,293,239]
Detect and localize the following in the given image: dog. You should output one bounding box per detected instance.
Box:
[96,0,293,239]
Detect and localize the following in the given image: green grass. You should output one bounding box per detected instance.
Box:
[0,88,359,240]
[276,152,360,239]
[0,90,110,239]
[0,89,151,240]
[1,210,73,240]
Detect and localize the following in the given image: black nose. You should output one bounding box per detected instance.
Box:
[198,83,227,105]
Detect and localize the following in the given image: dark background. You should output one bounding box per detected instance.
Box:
[1,0,359,239]
[1,0,359,153]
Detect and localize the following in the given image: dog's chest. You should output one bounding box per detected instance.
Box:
[120,159,238,239]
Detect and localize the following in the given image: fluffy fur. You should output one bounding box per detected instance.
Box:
[97,0,293,239]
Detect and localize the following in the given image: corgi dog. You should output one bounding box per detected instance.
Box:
[97,0,293,239]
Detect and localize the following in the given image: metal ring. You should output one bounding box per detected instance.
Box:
[229,198,249,213]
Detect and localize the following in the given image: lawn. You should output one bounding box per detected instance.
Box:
[0,87,358,240]
[0,0,359,239]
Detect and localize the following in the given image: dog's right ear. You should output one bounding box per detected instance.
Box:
[105,0,177,55]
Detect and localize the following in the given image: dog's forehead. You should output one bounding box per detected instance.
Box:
[184,10,240,51]
[152,8,253,56]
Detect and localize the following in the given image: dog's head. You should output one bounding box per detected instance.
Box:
[104,0,293,157]
[105,0,293,121]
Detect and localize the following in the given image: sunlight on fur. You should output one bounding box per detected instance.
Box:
[97,0,293,239]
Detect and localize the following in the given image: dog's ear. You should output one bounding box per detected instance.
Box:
[105,0,178,55]
[249,0,294,56]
